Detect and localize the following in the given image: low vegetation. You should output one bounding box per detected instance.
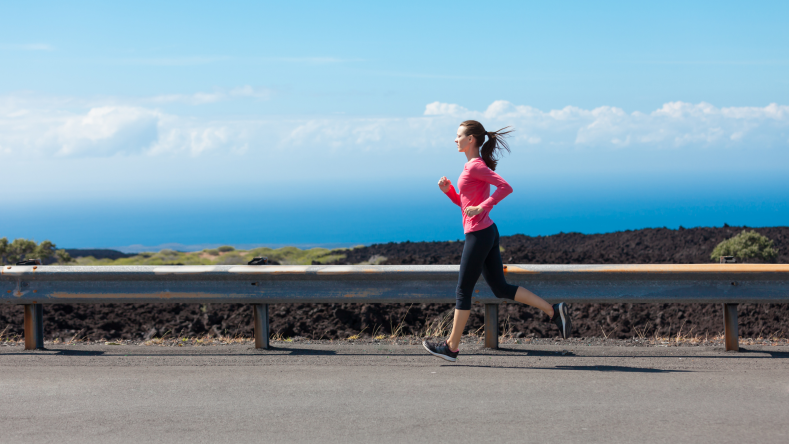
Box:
[69,245,355,266]
[0,236,371,266]
[0,237,72,265]
[710,230,778,262]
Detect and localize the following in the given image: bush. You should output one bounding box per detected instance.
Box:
[710,230,778,263]
[205,249,220,256]
[0,237,72,265]
[218,245,235,252]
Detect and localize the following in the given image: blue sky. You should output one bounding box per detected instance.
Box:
[1,1,788,249]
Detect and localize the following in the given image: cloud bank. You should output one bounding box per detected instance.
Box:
[1,94,787,158]
[424,100,789,150]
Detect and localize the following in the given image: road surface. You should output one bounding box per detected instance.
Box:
[1,343,788,443]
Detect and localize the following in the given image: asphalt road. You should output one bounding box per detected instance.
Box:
[1,343,788,444]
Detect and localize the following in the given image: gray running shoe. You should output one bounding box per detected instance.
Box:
[422,340,459,362]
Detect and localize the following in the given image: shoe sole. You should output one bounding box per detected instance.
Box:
[422,341,457,362]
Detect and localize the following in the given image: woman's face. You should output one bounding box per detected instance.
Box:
[455,126,475,153]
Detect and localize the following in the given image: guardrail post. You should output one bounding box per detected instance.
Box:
[24,304,45,350]
[484,303,498,349]
[253,304,269,349]
[723,303,739,352]
[719,257,739,351]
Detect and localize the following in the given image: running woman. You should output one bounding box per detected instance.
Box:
[422,120,572,362]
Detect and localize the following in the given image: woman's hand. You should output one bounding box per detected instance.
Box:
[438,176,452,193]
[464,205,484,217]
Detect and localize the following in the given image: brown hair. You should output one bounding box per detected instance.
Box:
[459,120,513,171]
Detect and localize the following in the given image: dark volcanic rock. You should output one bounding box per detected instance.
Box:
[336,225,789,265]
[2,225,788,341]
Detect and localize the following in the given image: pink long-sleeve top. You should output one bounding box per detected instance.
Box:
[444,157,513,233]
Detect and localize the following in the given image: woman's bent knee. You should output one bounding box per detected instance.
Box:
[492,284,518,301]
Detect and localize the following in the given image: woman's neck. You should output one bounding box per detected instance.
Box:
[465,149,481,163]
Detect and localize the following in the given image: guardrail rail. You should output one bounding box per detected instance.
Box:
[3,263,789,351]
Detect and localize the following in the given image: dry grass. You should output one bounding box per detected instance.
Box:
[3,316,789,347]
[499,315,517,342]
[633,323,650,340]
[270,331,293,342]
[740,329,786,346]
[370,324,385,341]
[626,320,716,346]
[388,304,414,339]
[65,328,88,345]
[421,309,454,338]
[347,327,367,341]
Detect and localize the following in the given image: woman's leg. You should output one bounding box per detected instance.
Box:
[481,224,554,317]
[447,226,496,351]
[446,309,470,351]
[513,287,554,317]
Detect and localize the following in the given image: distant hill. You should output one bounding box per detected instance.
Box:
[331,225,789,265]
[64,249,136,261]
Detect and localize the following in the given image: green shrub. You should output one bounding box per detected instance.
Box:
[0,237,72,265]
[710,230,778,263]
[245,246,345,265]
[218,245,235,252]
[205,249,220,256]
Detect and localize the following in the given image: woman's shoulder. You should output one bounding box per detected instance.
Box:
[468,158,490,171]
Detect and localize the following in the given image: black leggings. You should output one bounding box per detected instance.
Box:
[456,223,519,310]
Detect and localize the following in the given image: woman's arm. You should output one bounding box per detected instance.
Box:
[439,176,462,207]
[469,163,513,211]
[445,185,462,207]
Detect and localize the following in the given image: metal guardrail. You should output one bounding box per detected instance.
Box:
[3,264,789,351]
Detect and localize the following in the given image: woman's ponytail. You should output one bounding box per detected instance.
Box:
[459,120,514,171]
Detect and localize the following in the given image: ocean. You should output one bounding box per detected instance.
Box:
[3,172,787,252]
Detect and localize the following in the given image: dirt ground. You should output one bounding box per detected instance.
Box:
[1,225,787,341]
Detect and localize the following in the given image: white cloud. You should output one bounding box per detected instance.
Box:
[228,85,271,99]
[150,93,224,105]
[147,116,255,157]
[423,100,789,150]
[1,96,787,159]
[147,86,272,105]
[0,99,254,157]
[55,106,160,156]
[424,102,469,116]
